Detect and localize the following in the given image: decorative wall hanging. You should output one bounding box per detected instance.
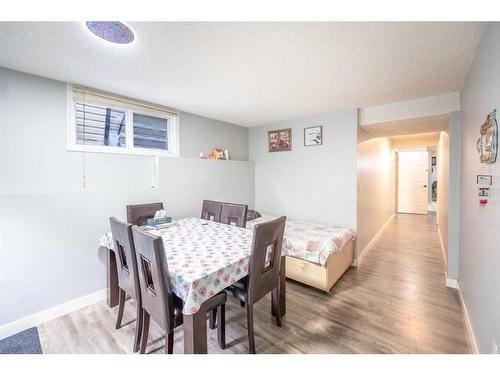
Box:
[476,109,498,164]
[304,126,323,146]
[478,187,490,197]
[268,128,292,152]
[477,174,493,185]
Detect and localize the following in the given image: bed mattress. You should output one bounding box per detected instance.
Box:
[246,214,356,266]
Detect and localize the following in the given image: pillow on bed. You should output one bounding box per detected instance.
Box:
[246,209,261,221]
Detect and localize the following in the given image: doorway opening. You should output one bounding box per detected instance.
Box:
[395,145,439,215]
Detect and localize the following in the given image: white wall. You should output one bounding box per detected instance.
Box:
[459,23,500,353]
[356,137,395,258]
[437,131,450,264]
[0,68,254,328]
[447,112,461,280]
[359,93,460,125]
[179,111,249,160]
[249,111,358,230]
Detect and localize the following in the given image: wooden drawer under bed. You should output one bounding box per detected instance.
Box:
[285,240,354,292]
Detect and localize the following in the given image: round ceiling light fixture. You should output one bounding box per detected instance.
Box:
[86,21,135,44]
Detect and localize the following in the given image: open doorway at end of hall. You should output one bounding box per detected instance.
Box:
[396,146,438,215]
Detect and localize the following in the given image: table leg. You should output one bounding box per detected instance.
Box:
[106,247,119,308]
[272,256,286,318]
[183,308,208,354]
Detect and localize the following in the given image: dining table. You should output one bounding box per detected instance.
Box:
[99,217,286,354]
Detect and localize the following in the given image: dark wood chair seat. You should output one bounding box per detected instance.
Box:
[227,276,249,304]
[170,294,184,329]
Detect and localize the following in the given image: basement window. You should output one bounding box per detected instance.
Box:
[67,86,179,157]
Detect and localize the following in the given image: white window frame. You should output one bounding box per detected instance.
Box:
[66,85,180,157]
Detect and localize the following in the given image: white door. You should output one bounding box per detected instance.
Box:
[397,150,429,214]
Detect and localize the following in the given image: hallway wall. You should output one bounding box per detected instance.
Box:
[459,23,500,353]
[437,131,449,264]
[356,137,395,259]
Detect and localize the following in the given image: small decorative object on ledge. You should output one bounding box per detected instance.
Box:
[268,128,292,152]
[304,126,323,146]
[208,148,229,160]
[476,109,498,164]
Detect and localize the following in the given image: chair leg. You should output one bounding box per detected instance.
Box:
[272,287,282,327]
[246,304,255,354]
[217,304,226,349]
[115,289,126,329]
[139,311,150,354]
[209,308,217,329]
[165,330,174,354]
[133,302,143,352]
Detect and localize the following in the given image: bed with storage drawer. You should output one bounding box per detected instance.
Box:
[246,213,355,292]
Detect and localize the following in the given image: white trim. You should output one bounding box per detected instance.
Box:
[353,213,394,267]
[445,277,458,289]
[0,289,107,341]
[457,281,479,354]
[66,84,180,158]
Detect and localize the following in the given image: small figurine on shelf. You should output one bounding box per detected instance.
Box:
[207,148,228,160]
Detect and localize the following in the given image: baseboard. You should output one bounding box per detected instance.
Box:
[353,213,394,267]
[445,277,458,289]
[0,288,107,340]
[456,281,479,354]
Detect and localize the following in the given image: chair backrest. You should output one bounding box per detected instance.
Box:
[126,202,164,226]
[131,225,176,332]
[220,202,248,228]
[109,217,141,301]
[247,216,286,305]
[201,200,222,222]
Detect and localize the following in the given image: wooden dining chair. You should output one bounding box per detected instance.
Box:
[109,217,143,353]
[200,200,222,222]
[131,225,227,354]
[220,202,248,228]
[228,216,286,353]
[127,202,164,226]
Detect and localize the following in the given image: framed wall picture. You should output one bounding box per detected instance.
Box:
[304,126,323,146]
[477,174,493,185]
[268,128,292,152]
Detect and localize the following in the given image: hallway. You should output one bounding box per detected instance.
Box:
[338,213,471,353]
[38,214,471,354]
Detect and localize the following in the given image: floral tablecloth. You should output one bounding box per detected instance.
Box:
[246,214,355,266]
[100,217,256,315]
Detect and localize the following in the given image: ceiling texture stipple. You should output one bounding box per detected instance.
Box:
[0,22,486,127]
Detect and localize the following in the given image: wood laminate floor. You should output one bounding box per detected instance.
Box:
[38,213,471,354]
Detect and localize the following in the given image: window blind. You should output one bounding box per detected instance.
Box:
[72,87,179,118]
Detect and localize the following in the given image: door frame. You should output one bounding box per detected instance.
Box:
[395,147,430,215]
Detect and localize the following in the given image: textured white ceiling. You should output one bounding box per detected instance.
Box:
[0,22,485,127]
